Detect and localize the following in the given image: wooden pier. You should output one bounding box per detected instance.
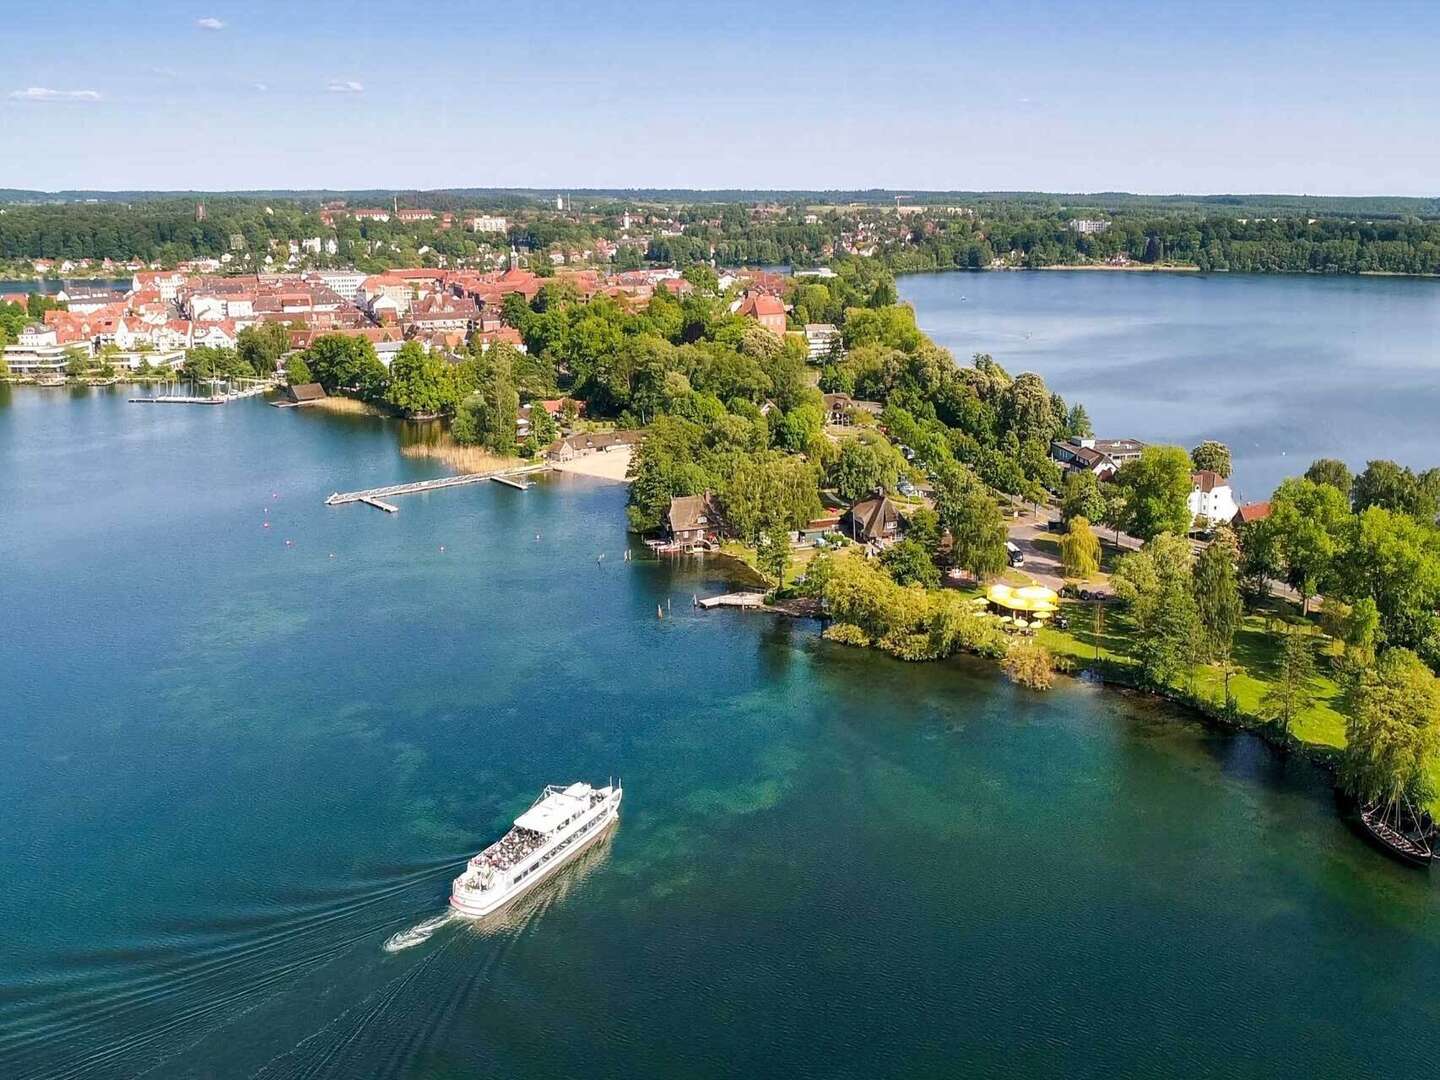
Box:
[696,592,767,610]
[325,464,548,508]
[491,474,534,490]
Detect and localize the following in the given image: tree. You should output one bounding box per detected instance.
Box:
[1262,627,1319,742]
[1110,533,1200,687]
[1111,446,1194,541]
[720,454,822,544]
[829,438,899,503]
[759,523,791,587]
[528,401,558,448]
[1305,457,1353,495]
[1190,440,1232,477]
[881,538,940,588]
[285,355,312,385]
[936,472,1008,580]
[1061,469,1106,525]
[1265,477,1351,615]
[1192,528,1243,660]
[63,347,90,379]
[385,341,456,417]
[1352,459,1438,521]
[1332,506,1440,663]
[1059,516,1101,580]
[452,359,518,455]
[236,322,290,374]
[1341,648,1440,810]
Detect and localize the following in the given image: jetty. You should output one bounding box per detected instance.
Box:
[696,592,767,610]
[129,395,226,405]
[360,496,399,513]
[325,464,548,508]
[491,474,534,490]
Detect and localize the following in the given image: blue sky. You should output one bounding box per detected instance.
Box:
[2,0,1436,195]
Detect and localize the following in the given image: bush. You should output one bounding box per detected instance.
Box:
[823,622,872,648]
[1004,639,1055,690]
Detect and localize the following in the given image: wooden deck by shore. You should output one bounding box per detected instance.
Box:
[325,464,548,508]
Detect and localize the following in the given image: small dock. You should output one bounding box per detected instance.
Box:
[697,592,767,610]
[325,465,548,508]
[360,497,399,513]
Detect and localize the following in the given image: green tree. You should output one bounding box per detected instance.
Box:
[1305,457,1353,495]
[1190,440,1232,477]
[452,359,518,455]
[285,355,312,385]
[1263,627,1320,742]
[1352,459,1438,521]
[1266,477,1351,615]
[759,523,791,586]
[1192,529,1243,660]
[1333,506,1440,663]
[385,341,456,417]
[1111,533,1200,687]
[1341,648,1440,810]
[1061,469,1107,525]
[936,472,1008,580]
[881,538,940,588]
[721,453,822,544]
[528,401,558,448]
[1059,515,1101,580]
[1112,446,1194,541]
[829,437,900,503]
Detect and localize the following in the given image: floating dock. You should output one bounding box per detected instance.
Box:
[360,497,399,513]
[325,465,548,508]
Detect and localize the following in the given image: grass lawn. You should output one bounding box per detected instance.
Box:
[1040,606,1348,751]
[719,539,826,590]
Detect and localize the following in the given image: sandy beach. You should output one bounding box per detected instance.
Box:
[551,446,632,483]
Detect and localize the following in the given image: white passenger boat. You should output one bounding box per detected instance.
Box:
[450,781,622,917]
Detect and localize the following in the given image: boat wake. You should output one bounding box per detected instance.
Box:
[383,912,455,953]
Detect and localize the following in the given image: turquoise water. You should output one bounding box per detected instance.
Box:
[2,387,1439,1078]
[899,271,1440,500]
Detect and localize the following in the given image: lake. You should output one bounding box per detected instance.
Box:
[2,387,1439,1079]
[899,270,1440,501]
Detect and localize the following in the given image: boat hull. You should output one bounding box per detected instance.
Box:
[450,800,620,917]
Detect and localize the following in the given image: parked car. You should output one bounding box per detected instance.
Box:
[1005,540,1025,568]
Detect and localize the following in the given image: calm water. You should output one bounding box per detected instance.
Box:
[2,387,1439,1079]
[900,270,1440,500]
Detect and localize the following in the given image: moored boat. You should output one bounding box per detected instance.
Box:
[1357,798,1434,868]
[450,781,621,917]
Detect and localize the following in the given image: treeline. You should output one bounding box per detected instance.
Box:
[890,212,1440,275]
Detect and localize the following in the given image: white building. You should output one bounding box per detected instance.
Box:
[1067,218,1111,235]
[804,323,840,363]
[311,270,366,303]
[301,237,323,255]
[468,215,508,234]
[1188,471,1239,528]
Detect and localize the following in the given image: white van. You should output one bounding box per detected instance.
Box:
[1005,541,1024,568]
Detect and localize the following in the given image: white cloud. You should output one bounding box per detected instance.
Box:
[195,16,225,30]
[9,87,102,102]
[326,80,364,94]
[253,82,269,92]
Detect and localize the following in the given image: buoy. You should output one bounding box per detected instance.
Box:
[439,545,446,553]
[285,539,293,546]
[329,553,335,558]
[263,522,270,528]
